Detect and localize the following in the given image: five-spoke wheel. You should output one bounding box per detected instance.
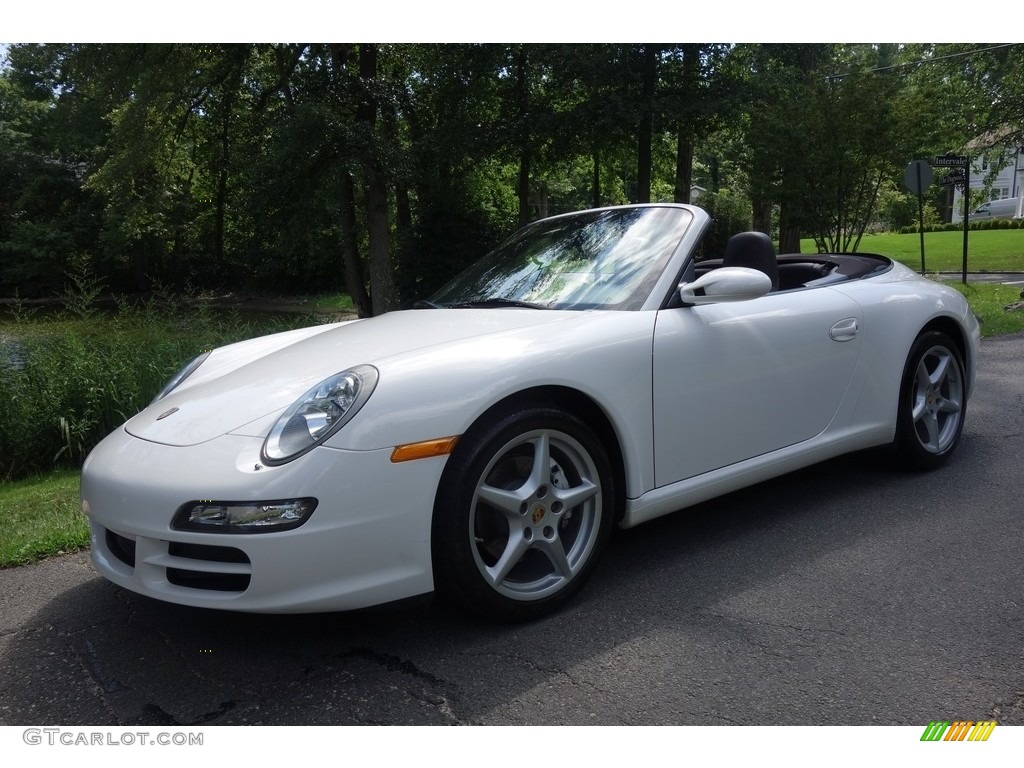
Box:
[894,331,966,468]
[432,405,614,621]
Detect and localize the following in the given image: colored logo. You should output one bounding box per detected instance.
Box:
[920,720,996,742]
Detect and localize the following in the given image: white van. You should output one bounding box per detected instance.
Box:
[971,197,1023,219]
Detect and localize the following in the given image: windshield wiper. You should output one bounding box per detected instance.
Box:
[449,297,549,310]
[412,299,445,309]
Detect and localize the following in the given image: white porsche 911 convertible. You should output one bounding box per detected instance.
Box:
[81,204,980,621]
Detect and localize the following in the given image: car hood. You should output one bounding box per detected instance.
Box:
[124,309,576,447]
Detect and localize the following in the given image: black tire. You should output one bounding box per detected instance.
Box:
[431,404,615,622]
[893,331,967,469]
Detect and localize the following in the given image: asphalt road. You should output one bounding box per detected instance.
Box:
[1,333,1022,727]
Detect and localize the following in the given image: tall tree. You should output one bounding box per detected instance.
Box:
[659,44,736,204]
[356,44,400,315]
[8,42,1007,303]
[635,44,659,204]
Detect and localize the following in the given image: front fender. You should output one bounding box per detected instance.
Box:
[325,311,659,497]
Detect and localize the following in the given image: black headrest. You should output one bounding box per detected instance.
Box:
[723,232,779,291]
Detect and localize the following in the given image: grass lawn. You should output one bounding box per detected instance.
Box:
[0,470,88,567]
[801,229,1024,273]
[947,281,1024,337]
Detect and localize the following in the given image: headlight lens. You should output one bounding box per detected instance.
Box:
[152,351,211,403]
[262,364,379,464]
[172,498,318,533]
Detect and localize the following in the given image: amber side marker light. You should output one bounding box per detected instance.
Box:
[390,436,460,463]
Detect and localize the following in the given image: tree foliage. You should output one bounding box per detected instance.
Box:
[2,43,1022,307]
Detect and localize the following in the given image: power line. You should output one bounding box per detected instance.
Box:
[828,43,1020,81]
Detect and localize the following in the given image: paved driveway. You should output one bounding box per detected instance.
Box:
[1,333,1022,726]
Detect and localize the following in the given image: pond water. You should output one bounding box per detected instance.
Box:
[0,335,25,370]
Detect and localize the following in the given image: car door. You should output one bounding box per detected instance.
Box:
[652,287,864,487]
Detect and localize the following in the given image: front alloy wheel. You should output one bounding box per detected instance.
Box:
[895,331,966,469]
[432,405,615,621]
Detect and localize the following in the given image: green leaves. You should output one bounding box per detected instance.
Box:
[2,43,1023,298]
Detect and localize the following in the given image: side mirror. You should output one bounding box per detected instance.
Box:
[678,267,772,305]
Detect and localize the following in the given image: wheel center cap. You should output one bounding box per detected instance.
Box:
[531,504,546,525]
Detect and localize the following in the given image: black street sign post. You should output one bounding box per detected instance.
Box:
[932,153,970,284]
[904,160,932,273]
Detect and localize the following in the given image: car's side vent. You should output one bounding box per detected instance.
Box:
[165,542,252,592]
[106,529,137,568]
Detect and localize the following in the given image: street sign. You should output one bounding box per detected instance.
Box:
[904,160,932,195]
[933,154,969,167]
[904,160,933,275]
[939,172,965,186]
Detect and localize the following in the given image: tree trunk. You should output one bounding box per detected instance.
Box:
[752,198,772,234]
[395,185,412,240]
[339,171,371,318]
[358,44,399,315]
[213,85,233,265]
[213,46,246,267]
[636,45,657,204]
[515,49,531,227]
[365,173,396,314]
[536,179,549,220]
[591,146,601,208]
[674,129,693,203]
[517,151,531,227]
[778,206,801,254]
[329,42,371,317]
[674,45,700,204]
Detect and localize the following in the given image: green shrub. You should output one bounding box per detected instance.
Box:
[0,299,317,481]
[899,218,1023,234]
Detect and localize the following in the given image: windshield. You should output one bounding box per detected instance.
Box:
[429,206,692,311]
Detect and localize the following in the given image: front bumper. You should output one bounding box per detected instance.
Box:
[81,428,443,612]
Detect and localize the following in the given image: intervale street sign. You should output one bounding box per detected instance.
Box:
[927,154,972,284]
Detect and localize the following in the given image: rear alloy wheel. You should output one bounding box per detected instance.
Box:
[432,405,614,621]
[894,331,966,469]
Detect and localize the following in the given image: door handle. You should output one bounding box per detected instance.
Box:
[830,318,859,342]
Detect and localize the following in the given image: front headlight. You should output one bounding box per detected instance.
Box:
[262,364,379,464]
[152,351,211,403]
[172,498,318,533]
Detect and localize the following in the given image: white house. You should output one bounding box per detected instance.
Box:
[950,140,1024,222]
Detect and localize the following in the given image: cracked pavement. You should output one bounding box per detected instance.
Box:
[1,333,1022,726]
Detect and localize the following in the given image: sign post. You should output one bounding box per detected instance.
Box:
[932,153,970,284]
[962,162,970,284]
[903,160,932,274]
